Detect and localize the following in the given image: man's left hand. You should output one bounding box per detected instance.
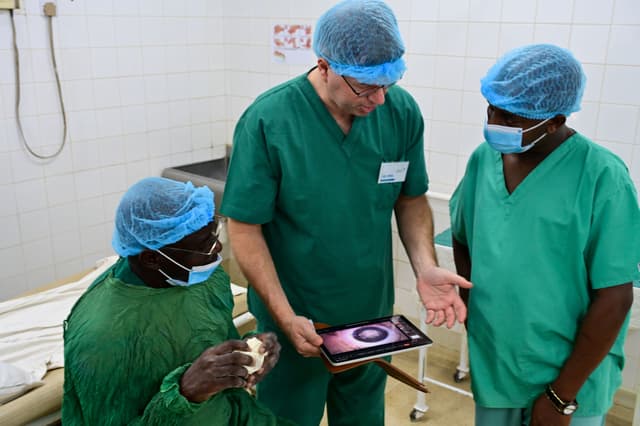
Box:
[417,266,472,328]
[530,393,571,426]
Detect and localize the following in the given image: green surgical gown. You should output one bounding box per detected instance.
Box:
[62,258,294,426]
[450,133,640,416]
[220,70,428,425]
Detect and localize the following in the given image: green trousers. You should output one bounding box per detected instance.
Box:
[255,322,387,426]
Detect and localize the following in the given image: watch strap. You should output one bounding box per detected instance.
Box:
[545,384,578,415]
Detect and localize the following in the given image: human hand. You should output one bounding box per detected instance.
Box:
[244,332,281,387]
[530,393,571,426]
[417,266,472,328]
[180,340,253,403]
[281,315,323,357]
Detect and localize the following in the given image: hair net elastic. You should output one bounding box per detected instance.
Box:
[480,44,586,120]
[112,177,214,257]
[313,0,406,85]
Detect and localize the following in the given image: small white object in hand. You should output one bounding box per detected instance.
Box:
[237,337,267,374]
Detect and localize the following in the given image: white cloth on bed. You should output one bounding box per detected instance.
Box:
[0,256,119,382]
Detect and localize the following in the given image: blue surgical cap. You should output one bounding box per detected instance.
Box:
[313,0,406,86]
[480,44,586,119]
[112,177,214,257]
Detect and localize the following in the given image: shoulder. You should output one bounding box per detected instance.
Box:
[571,133,633,189]
[383,85,421,114]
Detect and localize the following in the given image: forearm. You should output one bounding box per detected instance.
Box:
[227,219,295,329]
[394,194,437,277]
[452,237,471,306]
[552,283,633,401]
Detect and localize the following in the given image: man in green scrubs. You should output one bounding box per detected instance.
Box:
[62,177,293,425]
[220,1,472,425]
[451,44,640,426]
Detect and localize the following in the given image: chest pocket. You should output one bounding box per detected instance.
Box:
[375,181,402,210]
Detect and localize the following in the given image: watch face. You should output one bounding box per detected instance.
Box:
[563,404,577,415]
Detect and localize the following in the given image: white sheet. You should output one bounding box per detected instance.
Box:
[0,256,119,381]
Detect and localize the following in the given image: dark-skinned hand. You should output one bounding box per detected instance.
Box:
[529,393,572,426]
[179,340,254,403]
[244,332,281,388]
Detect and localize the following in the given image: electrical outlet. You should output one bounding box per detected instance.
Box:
[0,0,18,10]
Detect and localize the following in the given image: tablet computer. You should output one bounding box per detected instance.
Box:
[317,315,432,366]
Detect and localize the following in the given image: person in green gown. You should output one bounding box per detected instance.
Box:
[451,44,640,426]
[62,177,295,425]
[220,1,472,424]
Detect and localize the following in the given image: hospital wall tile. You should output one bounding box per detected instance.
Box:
[59,49,93,81]
[22,237,53,270]
[404,85,434,121]
[498,23,535,54]
[580,64,604,103]
[115,47,143,79]
[19,209,50,243]
[191,123,212,151]
[88,16,116,48]
[144,75,168,104]
[145,103,170,131]
[25,265,56,291]
[114,18,142,47]
[86,0,113,17]
[113,0,139,17]
[428,152,459,188]
[502,0,536,22]
[76,197,105,228]
[430,89,462,122]
[100,165,127,195]
[0,215,21,250]
[48,202,79,235]
[567,102,599,139]
[632,146,640,183]
[408,22,437,55]
[434,56,465,91]
[169,127,192,154]
[460,92,485,125]
[394,287,420,320]
[613,0,640,25]
[95,107,123,139]
[93,79,121,109]
[608,26,640,66]
[435,23,467,57]
[466,23,500,58]
[536,0,574,23]
[45,174,75,207]
[91,48,119,79]
[51,230,82,263]
[573,0,615,25]
[55,257,85,282]
[0,245,26,281]
[437,0,469,22]
[74,169,102,201]
[14,179,47,213]
[596,104,639,144]
[428,121,462,155]
[125,160,151,187]
[187,46,210,72]
[140,17,167,46]
[79,224,108,259]
[118,77,147,106]
[57,16,90,49]
[570,25,610,64]
[458,124,483,156]
[142,46,166,75]
[409,0,437,22]
[532,24,572,47]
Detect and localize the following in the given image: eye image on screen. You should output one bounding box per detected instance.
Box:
[321,320,409,355]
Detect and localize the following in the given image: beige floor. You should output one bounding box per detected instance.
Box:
[319,344,634,426]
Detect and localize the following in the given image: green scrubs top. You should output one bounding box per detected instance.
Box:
[62,258,293,426]
[221,71,428,326]
[450,133,640,416]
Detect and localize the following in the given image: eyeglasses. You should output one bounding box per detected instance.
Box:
[341,75,394,97]
[163,221,222,256]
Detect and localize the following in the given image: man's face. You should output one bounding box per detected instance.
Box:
[157,220,221,281]
[324,65,389,117]
[486,104,549,148]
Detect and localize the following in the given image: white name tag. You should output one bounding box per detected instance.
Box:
[378,161,409,184]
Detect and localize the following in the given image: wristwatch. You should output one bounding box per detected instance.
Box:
[545,384,578,415]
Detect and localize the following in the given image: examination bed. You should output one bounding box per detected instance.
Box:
[410,229,640,425]
[0,256,255,426]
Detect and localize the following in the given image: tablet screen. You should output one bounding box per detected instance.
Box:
[317,315,432,366]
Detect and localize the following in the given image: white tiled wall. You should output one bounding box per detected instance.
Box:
[0,0,227,299]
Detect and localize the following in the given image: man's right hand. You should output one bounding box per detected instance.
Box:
[180,340,254,403]
[281,315,323,357]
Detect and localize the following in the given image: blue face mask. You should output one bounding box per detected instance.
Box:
[157,251,222,287]
[484,118,550,154]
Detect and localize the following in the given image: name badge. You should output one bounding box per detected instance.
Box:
[378,161,409,184]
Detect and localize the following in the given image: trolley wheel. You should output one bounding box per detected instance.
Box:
[410,408,425,422]
[453,369,466,383]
